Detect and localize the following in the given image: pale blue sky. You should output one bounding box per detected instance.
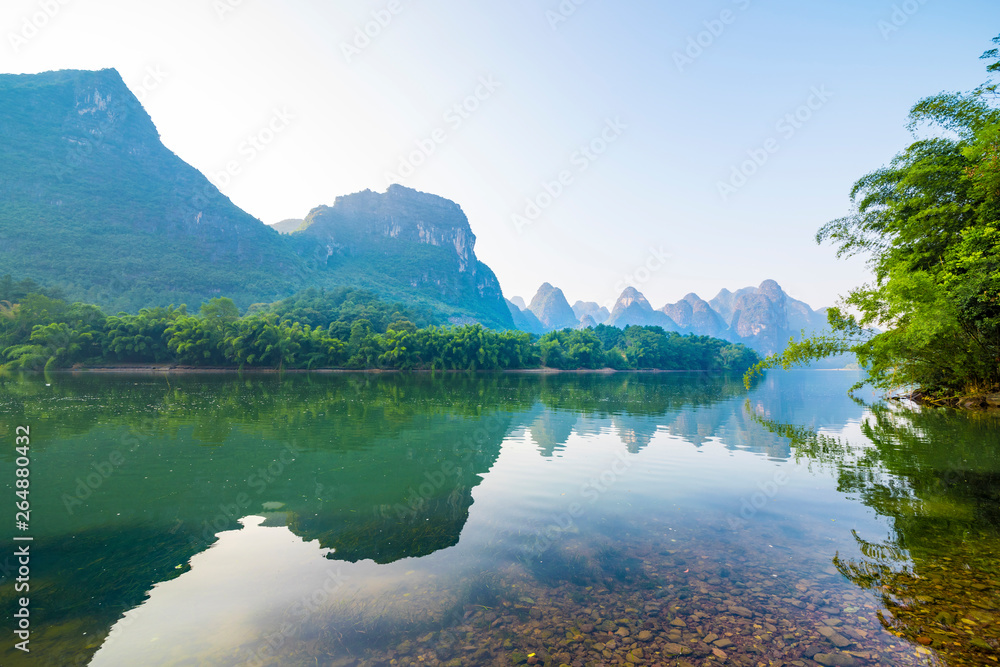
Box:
[1,0,995,309]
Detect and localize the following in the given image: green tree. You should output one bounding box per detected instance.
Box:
[200,297,240,331]
[222,314,303,369]
[377,328,419,369]
[346,319,378,368]
[6,322,95,370]
[165,317,220,365]
[103,306,185,363]
[747,36,1000,400]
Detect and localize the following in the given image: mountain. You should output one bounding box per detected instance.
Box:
[708,287,750,326]
[605,287,678,329]
[572,300,610,325]
[509,296,527,310]
[506,299,546,334]
[527,283,578,331]
[546,280,843,361]
[290,185,513,328]
[661,293,726,338]
[270,219,304,234]
[724,280,789,354]
[0,69,512,328]
[787,295,826,333]
[0,68,307,311]
[714,279,829,355]
[699,280,845,359]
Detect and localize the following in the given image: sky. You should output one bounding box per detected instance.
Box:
[0,0,996,310]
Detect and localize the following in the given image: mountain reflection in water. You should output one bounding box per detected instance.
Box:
[0,371,995,666]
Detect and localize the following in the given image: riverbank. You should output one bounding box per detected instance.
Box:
[32,365,702,375]
[896,390,1000,410]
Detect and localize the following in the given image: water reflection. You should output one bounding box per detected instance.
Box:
[751,396,1000,663]
[90,516,338,666]
[0,372,754,665]
[0,371,995,665]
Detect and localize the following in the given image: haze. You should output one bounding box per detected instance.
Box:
[0,0,993,308]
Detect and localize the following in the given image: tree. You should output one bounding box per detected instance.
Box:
[747,36,1000,400]
[200,297,240,330]
[165,317,220,364]
[222,314,303,369]
[377,328,419,369]
[346,319,378,368]
[102,306,184,363]
[6,322,96,370]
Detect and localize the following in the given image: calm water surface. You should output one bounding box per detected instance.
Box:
[0,371,997,666]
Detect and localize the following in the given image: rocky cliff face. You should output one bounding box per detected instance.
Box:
[726,280,788,353]
[282,185,514,328]
[712,280,829,355]
[709,288,749,325]
[527,283,579,331]
[299,186,476,269]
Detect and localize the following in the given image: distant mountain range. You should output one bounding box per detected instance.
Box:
[509,279,835,356]
[0,67,842,360]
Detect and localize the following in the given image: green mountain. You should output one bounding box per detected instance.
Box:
[269,218,305,234]
[291,185,513,328]
[506,298,546,334]
[526,282,578,330]
[0,68,513,329]
[0,68,307,312]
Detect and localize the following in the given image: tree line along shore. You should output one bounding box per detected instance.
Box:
[0,280,759,373]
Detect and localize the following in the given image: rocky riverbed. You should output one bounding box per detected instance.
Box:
[248,524,997,667]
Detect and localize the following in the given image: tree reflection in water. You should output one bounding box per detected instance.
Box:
[751,398,1000,663]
